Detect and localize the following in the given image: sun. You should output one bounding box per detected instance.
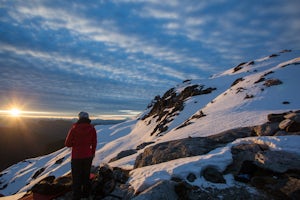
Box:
[9,108,21,117]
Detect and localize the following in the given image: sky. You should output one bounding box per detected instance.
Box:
[0,0,300,119]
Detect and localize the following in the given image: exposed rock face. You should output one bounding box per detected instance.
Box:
[109,149,137,163]
[135,127,254,168]
[255,151,300,173]
[233,62,246,73]
[227,141,300,199]
[253,122,279,136]
[254,110,300,136]
[134,137,222,168]
[142,84,216,136]
[30,174,72,196]
[201,166,226,184]
[136,142,155,150]
[132,180,178,200]
[208,127,254,144]
[263,78,283,87]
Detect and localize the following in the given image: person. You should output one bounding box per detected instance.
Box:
[65,111,97,200]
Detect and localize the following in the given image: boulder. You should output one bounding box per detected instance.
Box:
[201,166,226,184]
[263,78,283,87]
[286,122,300,132]
[136,142,155,150]
[253,122,279,136]
[284,112,297,120]
[186,173,197,182]
[208,127,254,144]
[31,174,72,195]
[132,180,178,200]
[267,113,286,122]
[279,119,294,130]
[228,141,300,199]
[109,149,137,163]
[226,143,269,175]
[255,151,300,173]
[134,137,221,168]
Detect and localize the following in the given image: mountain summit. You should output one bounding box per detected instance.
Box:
[1,50,300,199]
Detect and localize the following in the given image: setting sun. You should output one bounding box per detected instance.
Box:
[9,108,21,117]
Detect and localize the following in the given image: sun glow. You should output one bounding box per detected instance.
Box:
[9,108,21,117]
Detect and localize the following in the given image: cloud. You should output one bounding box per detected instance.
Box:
[1,0,300,116]
[5,1,212,77]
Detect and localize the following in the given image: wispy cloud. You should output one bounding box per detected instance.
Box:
[1,0,299,117]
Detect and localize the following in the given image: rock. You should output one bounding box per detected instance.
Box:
[251,174,300,199]
[208,127,254,144]
[31,174,72,195]
[286,122,300,132]
[295,116,300,123]
[228,141,300,199]
[32,168,45,179]
[201,166,226,184]
[136,142,155,150]
[187,185,269,200]
[134,137,221,168]
[284,112,297,120]
[255,151,300,173]
[186,173,197,182]
[54,157,65,165]
[274,130,288,136]
[112,167,130,184]
[253,122,279,136]
[142,84,216,136]
[231,77,244,87]
[226,143,269,175]
[91,165,116,198]
[279,119,294,130]
[132,180,178,200]
[109,149,137,163]
[263,78,283,87]
[174,181,193,200]
[233,62,246,73]
[267,113,286,122]
[234,160,258,183]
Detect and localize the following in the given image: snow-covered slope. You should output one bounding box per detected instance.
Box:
[0,50,300,197]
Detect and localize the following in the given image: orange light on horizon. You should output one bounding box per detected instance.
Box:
[9,108,21,117]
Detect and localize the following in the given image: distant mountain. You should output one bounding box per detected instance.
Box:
[1,50,299,199]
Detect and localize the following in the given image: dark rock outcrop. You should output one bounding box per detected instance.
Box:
[136,142,155,150]
[226,141,300,199]
[233,62,246,73]
[201,166,226,184]
[134,137,222,168]
[109,149,137,163]
[142,84,216,136]
[263,78,283,87]
[132,180,178,200]
[255,110,300,136]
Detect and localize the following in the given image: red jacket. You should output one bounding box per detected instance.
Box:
[65,122,97,159]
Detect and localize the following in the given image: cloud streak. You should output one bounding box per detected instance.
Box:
[0,0,299,118]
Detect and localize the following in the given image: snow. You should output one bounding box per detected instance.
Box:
[128,135,300,193]
[0,192,26,200]
[0,50,300,197]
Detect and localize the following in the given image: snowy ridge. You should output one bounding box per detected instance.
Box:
[0,50,300,197]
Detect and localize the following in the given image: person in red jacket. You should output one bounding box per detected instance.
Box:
[65,111,97,200]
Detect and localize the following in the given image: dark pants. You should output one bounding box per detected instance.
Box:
[71,157,93,199]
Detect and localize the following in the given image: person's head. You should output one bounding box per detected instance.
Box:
[77,111,91,123]
[78,111,89,119]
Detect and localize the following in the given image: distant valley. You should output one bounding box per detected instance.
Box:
[0,118,124,171]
